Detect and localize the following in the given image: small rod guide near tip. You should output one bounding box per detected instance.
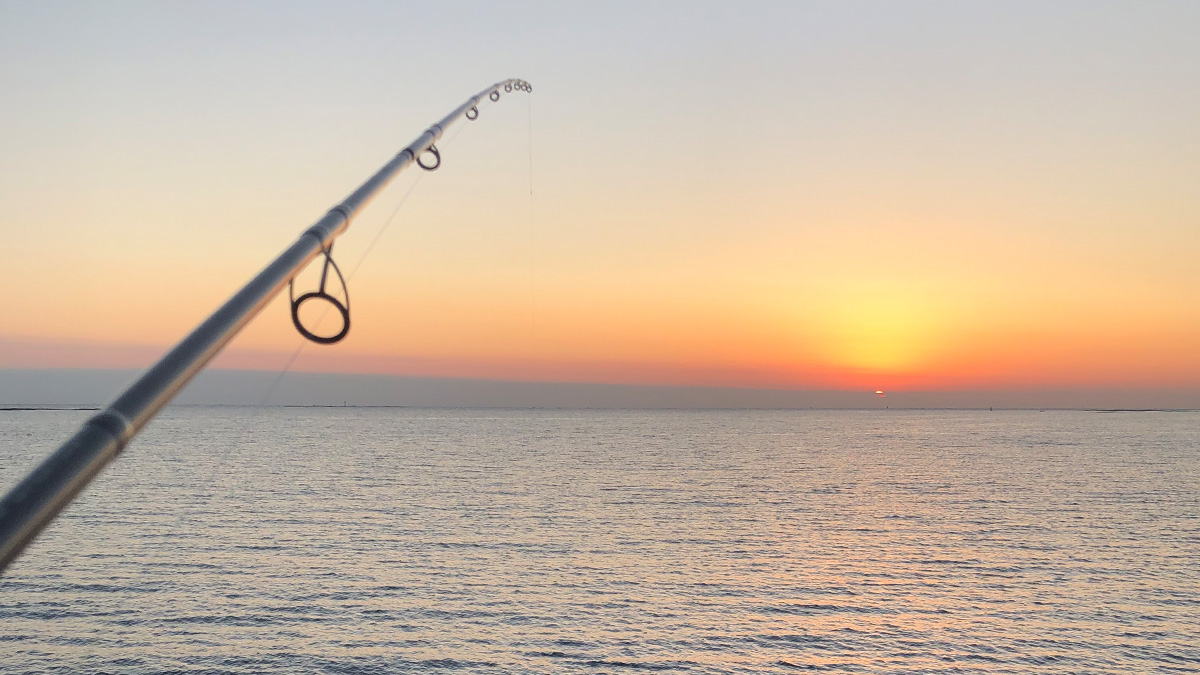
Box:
[0,78,532,574]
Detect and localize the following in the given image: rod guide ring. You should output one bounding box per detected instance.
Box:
[291,292,350,344]
[289,247,351,344]
[417,144,441,171]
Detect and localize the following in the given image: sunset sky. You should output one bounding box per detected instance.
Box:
[2,1,1198,397]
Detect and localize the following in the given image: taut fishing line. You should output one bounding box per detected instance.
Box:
[527,91,537,346]
[256,113,476,406]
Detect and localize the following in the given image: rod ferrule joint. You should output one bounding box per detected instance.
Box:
[86,410,135,452]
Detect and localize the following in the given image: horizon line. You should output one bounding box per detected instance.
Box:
[5,365,1200,395]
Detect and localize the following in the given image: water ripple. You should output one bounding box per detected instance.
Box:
[1,408,1198,673]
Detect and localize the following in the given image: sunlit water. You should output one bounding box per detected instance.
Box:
[1,408,1197,674]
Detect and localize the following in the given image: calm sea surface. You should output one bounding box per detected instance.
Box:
[1,408,1197,674]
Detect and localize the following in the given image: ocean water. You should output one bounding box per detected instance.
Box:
[0,407,1197,674]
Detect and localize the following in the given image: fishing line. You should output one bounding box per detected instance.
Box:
[346,115,469,281]
[527,92,537,348]
[257,120,474,406]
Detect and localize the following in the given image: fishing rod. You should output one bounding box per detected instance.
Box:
[0,78,533,573]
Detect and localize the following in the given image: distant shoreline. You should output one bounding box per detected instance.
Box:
[1,406,100,412]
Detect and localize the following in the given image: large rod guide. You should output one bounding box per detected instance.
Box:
[0,78,532,573]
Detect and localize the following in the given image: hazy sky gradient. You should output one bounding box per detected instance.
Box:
[2,1,1198,396]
